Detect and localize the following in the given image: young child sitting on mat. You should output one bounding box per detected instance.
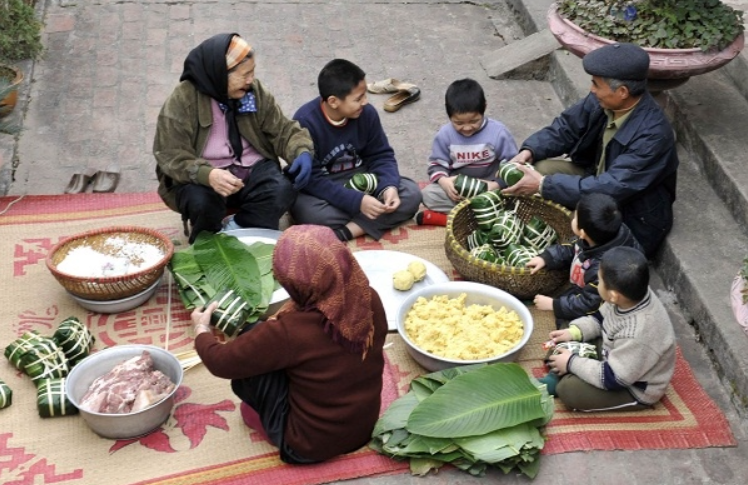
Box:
[291,58,421,241]
[418,78,518,226]
[527,193,642,329]
[541,246,676,412]
[190,224,388,463]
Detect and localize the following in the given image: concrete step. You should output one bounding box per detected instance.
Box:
[657,144,748,413]
[722,47,748,102]
[480,28,558,80]
[666,69,748,232]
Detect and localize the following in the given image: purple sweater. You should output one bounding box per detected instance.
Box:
[428,118,518,182]
[293,99,401,215]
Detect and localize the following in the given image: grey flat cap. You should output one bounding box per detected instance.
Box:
[582,43,650,80]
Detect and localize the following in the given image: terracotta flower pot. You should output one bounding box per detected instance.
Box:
[547,3,746,91]
[0,64,24,118]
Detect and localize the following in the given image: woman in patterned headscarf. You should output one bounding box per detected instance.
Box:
[192,225,387,463]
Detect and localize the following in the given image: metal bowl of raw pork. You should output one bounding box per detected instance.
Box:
[65,345,184,439]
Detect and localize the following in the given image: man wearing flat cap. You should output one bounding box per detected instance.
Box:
[502,43,679,257]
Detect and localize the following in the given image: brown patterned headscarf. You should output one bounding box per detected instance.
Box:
[273,225,374,358]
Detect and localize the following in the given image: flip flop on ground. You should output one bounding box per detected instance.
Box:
[383,87,421,112]
[91,170,120,193]
[366,78,417,94]
[64,173,94,194]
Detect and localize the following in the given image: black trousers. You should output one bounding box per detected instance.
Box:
[175,159,296,243]
[230,323,316,464]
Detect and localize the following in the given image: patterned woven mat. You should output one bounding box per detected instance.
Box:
[0,193,735,485]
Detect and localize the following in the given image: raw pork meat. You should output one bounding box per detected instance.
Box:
[79,351,175,414]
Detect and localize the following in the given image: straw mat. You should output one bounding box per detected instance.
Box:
[0,193,735,485]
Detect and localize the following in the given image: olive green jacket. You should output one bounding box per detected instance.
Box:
[153,79,313,211]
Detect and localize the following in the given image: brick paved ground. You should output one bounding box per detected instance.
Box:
[2,1,748,483]
[8,0,554,195]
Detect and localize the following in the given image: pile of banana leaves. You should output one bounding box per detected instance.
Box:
[168,232,278,336]
[370,363,553,479]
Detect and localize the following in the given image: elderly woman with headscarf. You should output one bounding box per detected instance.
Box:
[154,33,314,243]
[190,225,388,463]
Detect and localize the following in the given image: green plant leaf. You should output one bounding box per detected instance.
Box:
[0,0,44,61]
[193,232,262,307]
[409,458,443,476]
[406,363,545,438]
[455,422,544,463]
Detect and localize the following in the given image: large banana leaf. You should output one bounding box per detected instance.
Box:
[193,232,262,308]
[169,250,215,307]
[406,363,546,438]
[455,422,543,462]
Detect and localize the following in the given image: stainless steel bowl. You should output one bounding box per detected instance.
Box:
[68,278,161,314]
[397,281,534,371]
[65,345,184,439]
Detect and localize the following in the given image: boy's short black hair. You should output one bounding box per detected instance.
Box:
[576,193,622,245]
[318,59,366,101]
[600,247,649,302]
[445,78,486,117]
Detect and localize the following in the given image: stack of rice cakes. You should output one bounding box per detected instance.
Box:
[3,317,94,416]
[466,190,558,267]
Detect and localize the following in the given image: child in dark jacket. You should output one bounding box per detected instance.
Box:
[526,193,642,329]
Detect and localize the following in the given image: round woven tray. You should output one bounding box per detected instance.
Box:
[46,226,175,301]
[445,196,574,300]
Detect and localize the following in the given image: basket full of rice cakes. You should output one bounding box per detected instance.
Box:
[396,281,534,371]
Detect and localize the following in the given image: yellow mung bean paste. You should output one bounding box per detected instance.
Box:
[404,293,524,360]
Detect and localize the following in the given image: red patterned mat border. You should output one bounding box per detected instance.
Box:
[131,451,407,485]
[536,348,736,453]
[0,193,166,225]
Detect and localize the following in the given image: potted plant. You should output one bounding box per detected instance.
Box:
[0,0,43,116]
[730,256,748,337]
[548,0,745,89]
[0,78,20,133]
[0,0,44,62]
[0,64,24,118]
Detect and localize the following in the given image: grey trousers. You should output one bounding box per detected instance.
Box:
[556,374,651,412]
[291,174,422,240]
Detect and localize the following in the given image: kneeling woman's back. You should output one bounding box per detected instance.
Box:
[193,224,387,463]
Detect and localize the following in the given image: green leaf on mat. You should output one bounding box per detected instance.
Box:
[193,232,262,307]
[409,457,444,476]
[406,363,545,438]
[372,391,419,436]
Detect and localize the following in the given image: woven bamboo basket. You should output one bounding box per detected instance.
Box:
[445,196,574,300]
[46,226,174,301]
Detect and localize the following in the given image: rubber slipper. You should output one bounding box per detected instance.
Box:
[383,87,421,112]
[367,78,417,94]
[64,173,93,194]
[91,170,120,193]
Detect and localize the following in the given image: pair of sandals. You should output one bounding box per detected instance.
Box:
[366,78,421,112]
[65,170,120,194]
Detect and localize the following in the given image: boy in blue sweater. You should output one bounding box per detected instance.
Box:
[419,78,518,226]
[291,59,421,241]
